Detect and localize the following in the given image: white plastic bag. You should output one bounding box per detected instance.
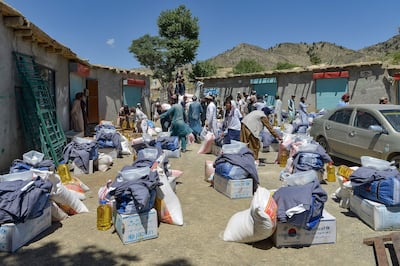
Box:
[155,171,184,226]
[197,132,215,154]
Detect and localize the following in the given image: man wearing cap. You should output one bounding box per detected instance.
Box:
[379,97,389,104]
[188,95,203,143]
[131,106,148,133]
[274,95,283,126]
[204,95,218,137]
[337,93,350,107]
[240,107,282,160]
[154,102,171,132]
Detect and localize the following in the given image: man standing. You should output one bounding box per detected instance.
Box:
[131,106,148,133]
[337,93,350,107]
[288,95,296,123]
[274,95,282,126]
[238,93,248,116]
[205,95,218,137]
[296,96,309,133]
[188,96,203,143]
[221,98,242,144]
[240,108,282,160]
[160,95,192,152]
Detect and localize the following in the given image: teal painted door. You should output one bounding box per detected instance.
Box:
[123,86,142,107]
[253,83,277,106]
[315,78,348,111]
[70,74,84,104]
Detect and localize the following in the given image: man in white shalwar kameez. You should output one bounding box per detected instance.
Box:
[205,95,218,137]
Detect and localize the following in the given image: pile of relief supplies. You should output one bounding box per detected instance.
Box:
[219,166,328,244]
[0,150,90,250]
[212,140,259,190]
[94,122,123,157]
[218,134,330,244]
[99,136,186,229]
[132,132,182,159]
[279,133,333,182]
[63,121,133,174]
[334,156,400,216]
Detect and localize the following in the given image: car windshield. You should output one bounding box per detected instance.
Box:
[381,110,400,132]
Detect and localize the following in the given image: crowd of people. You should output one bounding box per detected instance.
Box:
[116,103,149,134]
[150,88,321,162]
[70,80,316,162]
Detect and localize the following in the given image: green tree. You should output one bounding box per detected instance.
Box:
[129,5,200,86]
[391,52,400,64]
[188,60,217,80]
[310,54,322,65]
[233,59,264,74]
[274,62,299,70]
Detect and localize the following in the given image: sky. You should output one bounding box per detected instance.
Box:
[4,0,400,69]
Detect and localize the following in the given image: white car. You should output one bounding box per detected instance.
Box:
[309,104,400,167]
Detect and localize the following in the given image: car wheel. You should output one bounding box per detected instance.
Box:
[388,155,400,170]
[316,136,330,153]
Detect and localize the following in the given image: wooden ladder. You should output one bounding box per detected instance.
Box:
[363,232,400,266]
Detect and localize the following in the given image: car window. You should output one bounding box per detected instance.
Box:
[328,109,352,124]
[355,111,380,129]
[381,110,400,132]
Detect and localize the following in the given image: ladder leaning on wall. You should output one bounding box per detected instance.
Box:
[13,52,67,166]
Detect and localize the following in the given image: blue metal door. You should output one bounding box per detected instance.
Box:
[315,78,348,111]
[123,86,142,107]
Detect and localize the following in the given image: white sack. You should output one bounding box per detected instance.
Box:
[222,186,277,243]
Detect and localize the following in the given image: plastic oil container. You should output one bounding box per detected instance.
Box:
[326,162,336,182]
[97,200,112,231]
[337,165,354,180]
[279,146,289,167]
[57,164,72,183]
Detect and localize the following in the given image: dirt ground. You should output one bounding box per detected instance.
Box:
[0,142,388,266]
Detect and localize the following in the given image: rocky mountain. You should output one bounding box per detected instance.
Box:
[206,34,400,71]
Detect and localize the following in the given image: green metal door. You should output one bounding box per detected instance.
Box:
[123,86,142,107]
[251,77,277,106]
[315,78,348,111]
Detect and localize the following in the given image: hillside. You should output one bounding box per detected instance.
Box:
[206,35,400,71]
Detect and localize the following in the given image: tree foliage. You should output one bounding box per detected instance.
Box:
[391,51,400,64]
[188,60,217,80]
[233,59,264,74]
[128,5,200,85]
[274,62,299,70]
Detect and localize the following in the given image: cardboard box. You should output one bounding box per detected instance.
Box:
[213,174,253,199]
[350,194,400,230]
[273,209,336,247]
[114,208,158,244]
[0,205,51,252]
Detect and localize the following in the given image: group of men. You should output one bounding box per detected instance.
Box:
[117,104,148,133]
[152,88,317,162]
[154,92,285,161]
